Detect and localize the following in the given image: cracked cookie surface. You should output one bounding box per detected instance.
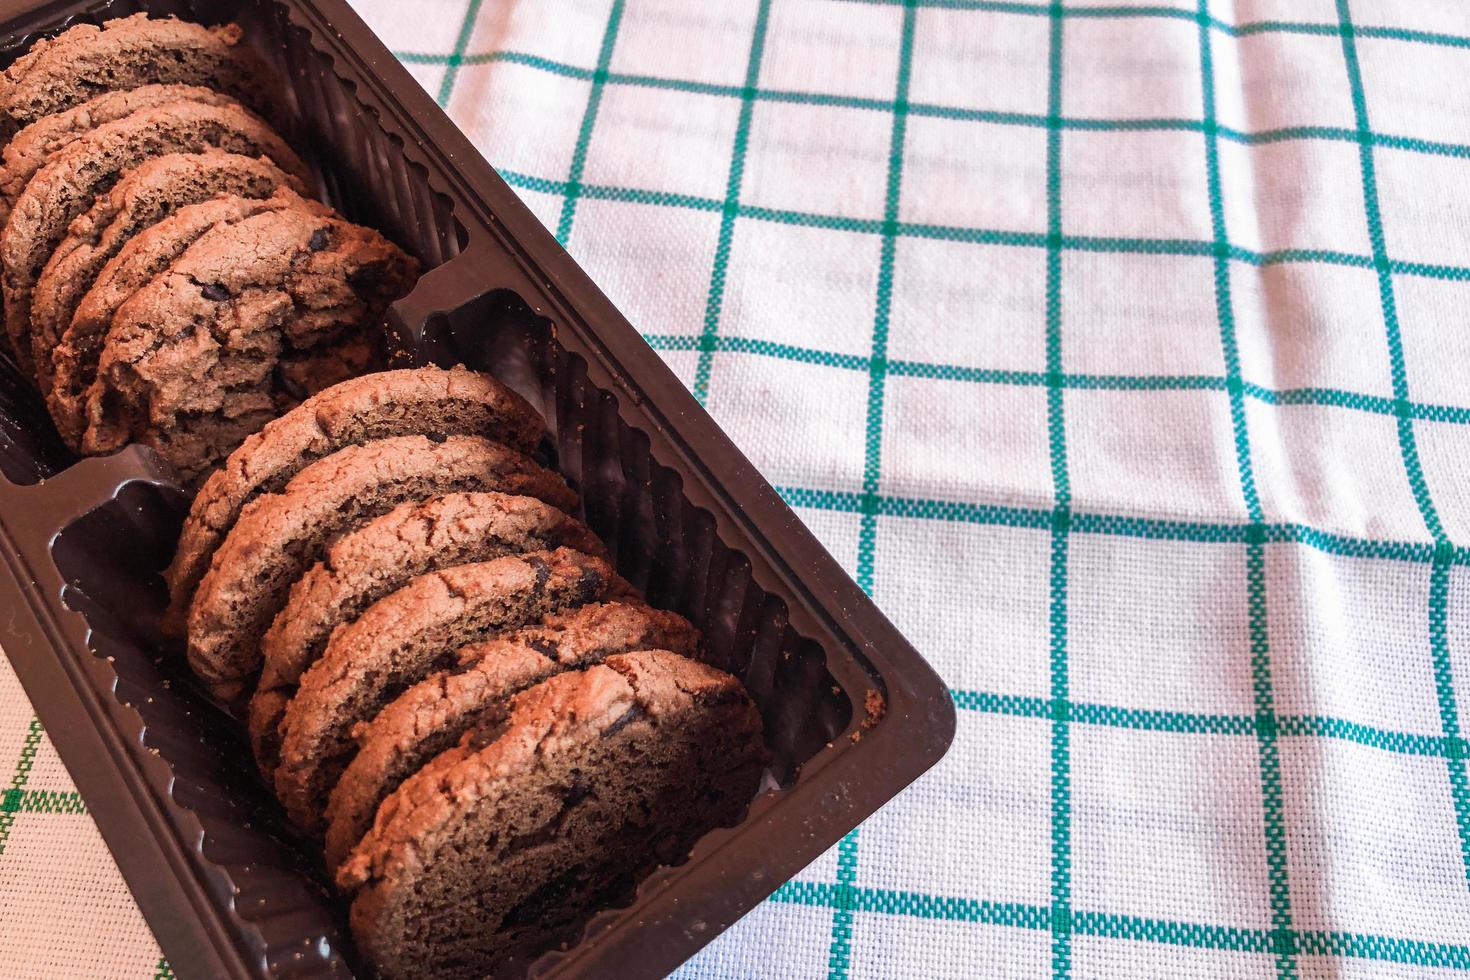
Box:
[161,365,545,637]
[0,83,244,229]
[78,203,416,483]
[0,14,271,136]
[48,188,324,448]
[336,650,763,980]
[32,149,305,395]
[250,490,606,775]
[274,547,614,832]
[320,600,700,870]
[185,435,576,702]
[1,98,307,373]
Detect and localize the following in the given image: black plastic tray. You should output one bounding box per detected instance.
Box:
[0,0,956,976]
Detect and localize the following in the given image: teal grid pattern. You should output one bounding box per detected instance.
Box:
[391,0,1470,974]
[4,0,1470,975]
[0,674,162,976]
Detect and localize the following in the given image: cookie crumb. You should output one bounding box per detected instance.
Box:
[851,688,886,742]
[864,688,885,726]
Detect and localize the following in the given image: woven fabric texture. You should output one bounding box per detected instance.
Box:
[4,0,1470,976]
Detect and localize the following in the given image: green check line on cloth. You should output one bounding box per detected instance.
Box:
[6,0,1470,976]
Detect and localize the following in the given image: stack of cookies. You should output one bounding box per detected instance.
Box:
[166,365,767,979]
[0,14,418,485]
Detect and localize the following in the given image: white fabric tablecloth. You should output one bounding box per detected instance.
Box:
[5,1,1470,976]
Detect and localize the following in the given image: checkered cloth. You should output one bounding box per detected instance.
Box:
[4,0,1470,976]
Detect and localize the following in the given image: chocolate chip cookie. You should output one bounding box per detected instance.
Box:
[249,490,606,775]
[47,189,324,448]
[320,601,700,870]
[31,149,305,395]
[335,650,763,980]
[274,547,614,832]
[0,14,270,137]
[0,83,243,229]
[1,98,307,374]
[78,205,417,483]
[185,435,577,703]
[162,365,547,637]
